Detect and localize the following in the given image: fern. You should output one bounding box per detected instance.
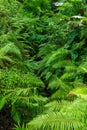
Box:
[69,87,87,99]
[27,112,83,130]
[0,0,87,130]
[27,98,87,130]
[0,43,22,67]
[0,69,46,123]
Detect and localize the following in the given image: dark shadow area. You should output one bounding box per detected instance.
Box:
[0,106,14,130]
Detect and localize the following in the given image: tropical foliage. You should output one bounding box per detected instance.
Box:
[0,0,87,130]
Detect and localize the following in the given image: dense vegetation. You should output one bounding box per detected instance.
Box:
[0,0,87,129]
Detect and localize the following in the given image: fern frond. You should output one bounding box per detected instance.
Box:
[21,73,45,88]
[27,111,83,130]
[38,44,56,57]
[0,43,22,59]
[52,60,73,69]
[27,98,87,130]
[60,72,76,81]
[78,61,87,73]
[51,89,68,99]
[69,87,87,99]
[44,100,62,112]
[46,48,69,66]
[65,65,77,72]
[0,43,22,67]
[48,75,69,91]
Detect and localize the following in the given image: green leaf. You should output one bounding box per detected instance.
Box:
[0,96,6,110]
[11,105,21,123]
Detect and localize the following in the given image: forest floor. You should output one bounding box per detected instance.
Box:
[0,106,14,130]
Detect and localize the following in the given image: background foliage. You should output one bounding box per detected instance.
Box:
[0,0,87,130]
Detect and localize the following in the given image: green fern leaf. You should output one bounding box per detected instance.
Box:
[0,96,6,110]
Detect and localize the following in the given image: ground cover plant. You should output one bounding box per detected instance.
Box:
[0,0,87,130]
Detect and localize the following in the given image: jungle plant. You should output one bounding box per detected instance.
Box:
[0,0,87,130]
